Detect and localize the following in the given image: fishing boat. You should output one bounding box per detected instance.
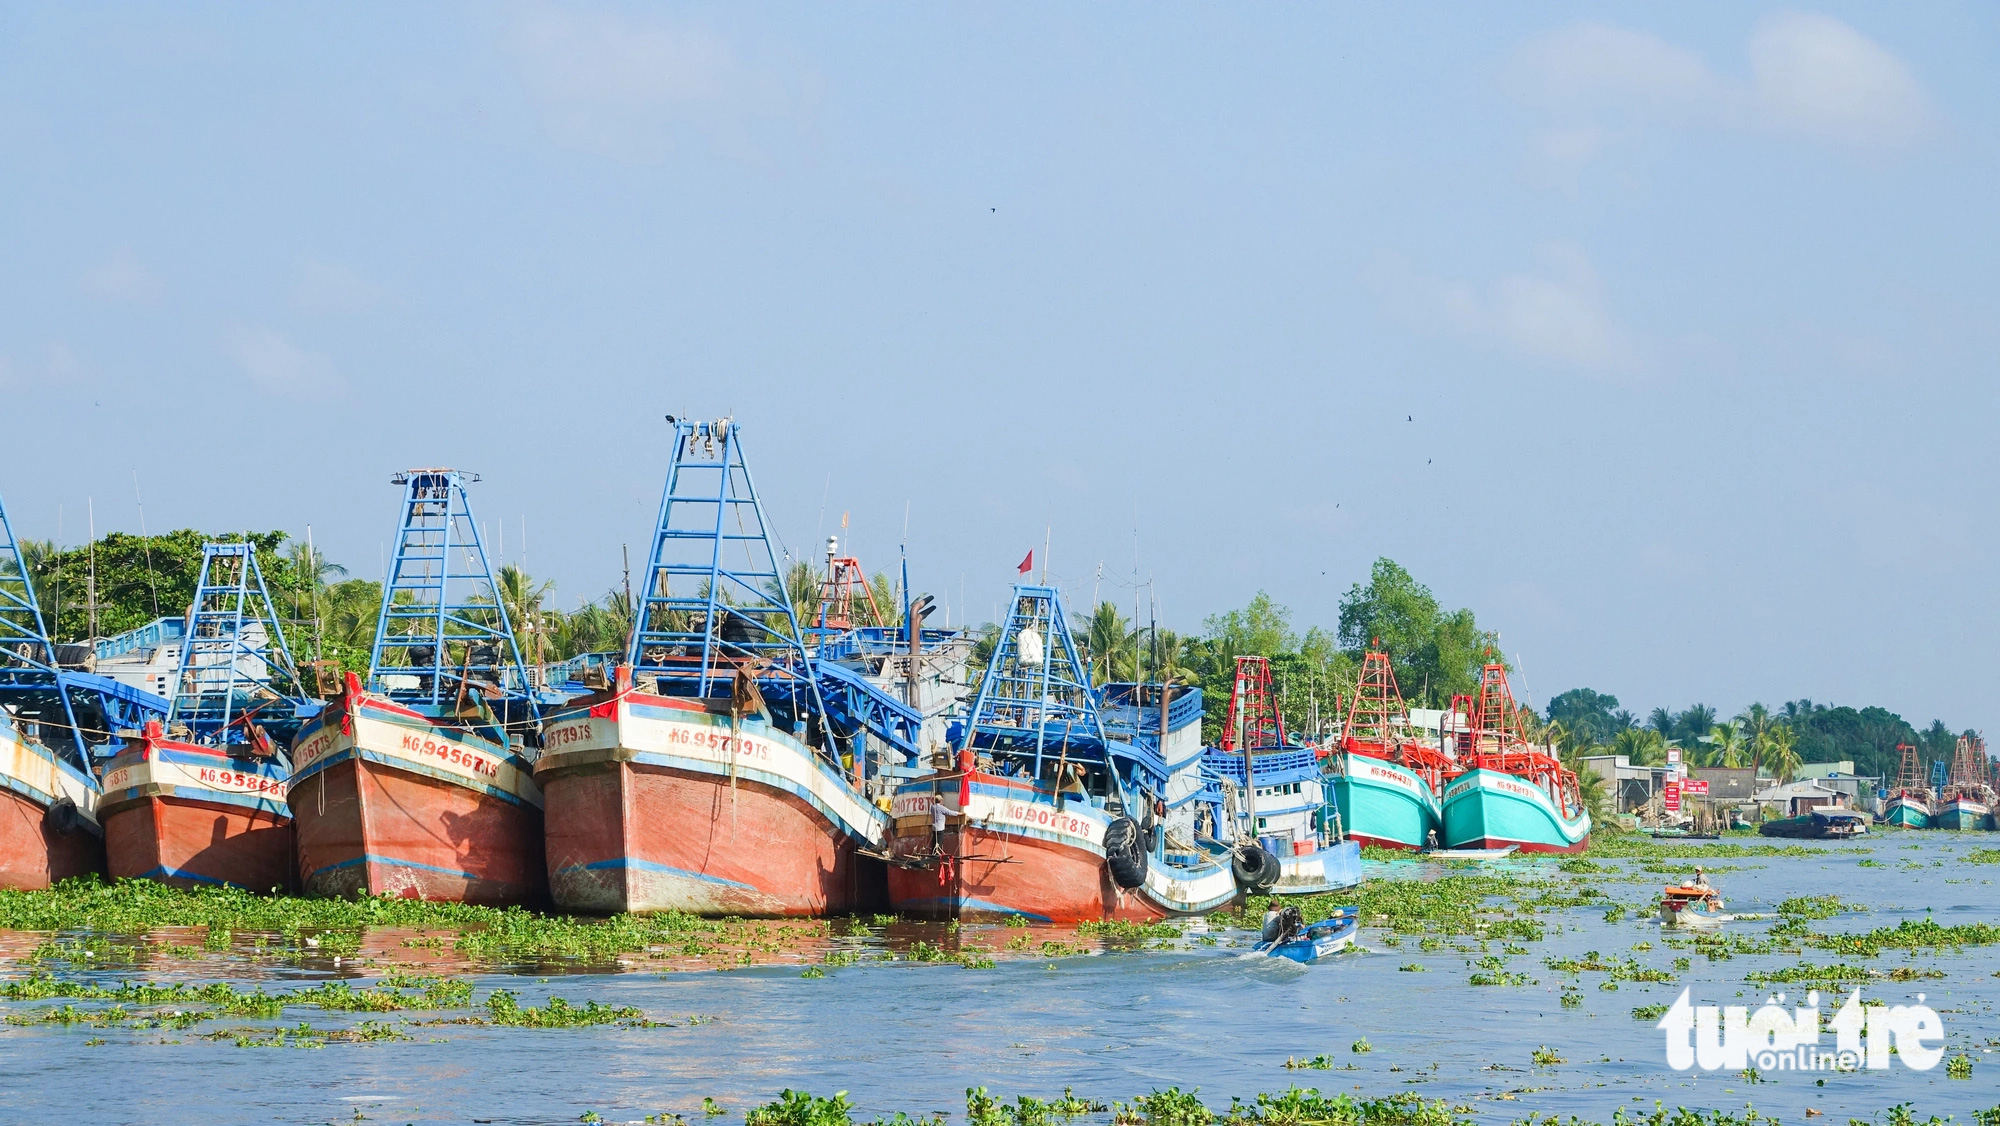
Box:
[1758,807,1867,839]
[100,543,315,891]
[1934,735,1995,831]
[1438,664,1590,854]
[1882,743,1933,829]
[290,469,547,904]
[1253,904,1360,963]
[1324,649,1448,850]
[1,489,172,889]
[885,584,1243,923]
[1659,884,1726,929]
[536,418,925,916]
[1200,656,1361,895]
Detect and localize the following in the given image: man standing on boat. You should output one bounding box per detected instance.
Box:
[930,791,962,856]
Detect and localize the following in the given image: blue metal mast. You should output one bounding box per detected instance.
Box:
[0,489,90,765]
[963,584,1167,800]
[368,469,538,726]
[626,417,921,774]
[168,542,311,750]
[628,418,821,707]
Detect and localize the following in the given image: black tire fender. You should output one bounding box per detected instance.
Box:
[1231,843,1280,892]
[1103,816,1148,889]
[44,796,81,836]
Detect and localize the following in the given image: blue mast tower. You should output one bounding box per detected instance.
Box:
[962,585,1168,806]
[0,490,87,764]
[169,542,316,750]
[368,469,538,737]
[627,417,920,777]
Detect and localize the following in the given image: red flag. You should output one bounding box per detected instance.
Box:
[1017,550,1033,575]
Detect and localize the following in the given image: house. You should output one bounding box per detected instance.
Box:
[1754,778,1854,818]
[1582,754,1667,813]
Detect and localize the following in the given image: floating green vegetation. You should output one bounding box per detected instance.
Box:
[1965,849,2000,865]
[1807,917,2000,957]
[1246,872,1545,943]
[1585,834,1854,860]
[1631,1004,1669,1021]
[964,1087,1103,1126]
[1467,970,1531,986]
[1945,1054,1974,1079]
[1542,951,1673,982]
[1397,963,1425,973]
[1775,895,1852,921]
[1744,962,1942,987]
[1286,1055,1337,1071]
[1076,919,1180,942]
[482,989,644,1028]
[1351,1038,1372,1053]
[1530,1045,1564,1066]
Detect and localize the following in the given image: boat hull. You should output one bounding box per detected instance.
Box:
[0,723,104,889]
[536,692,888,916]
[289,696,545,905]
[1271,840,1364,895]
[100,740,294,891]
[1758,811,1868,839]
[1934,799,1990,831]
[884,773,1242,923]
[1882,795,1931,830]
[1327,753,1438,850]
[1440,768,1590,854]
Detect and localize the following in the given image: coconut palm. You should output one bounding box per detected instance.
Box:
[1702,720,1747,768]
[1612,727,1666,766]
[1761,724,1802,783]
[1082,601,1134,684]
[1562,745,1614,825]
[1647,707,1675,738]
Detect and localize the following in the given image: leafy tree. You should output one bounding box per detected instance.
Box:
[1335,558,1493,707]
[34,530,297,642]
[1646,707,1675,740]
[1545,688,1623,746]
[1673,704,1716,747]
[1702,720,1747,768]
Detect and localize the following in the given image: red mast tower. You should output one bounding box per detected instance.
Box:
[1221,655,1285,754]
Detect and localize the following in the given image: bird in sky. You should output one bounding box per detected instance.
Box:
[1407,415,1412,421]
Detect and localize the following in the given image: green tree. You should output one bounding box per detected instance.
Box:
[40,530,296,641]
[1335,558,1492,707]
[1701,720,1747,768]
[1546,688,1622,746]
[1082,601,1135,684]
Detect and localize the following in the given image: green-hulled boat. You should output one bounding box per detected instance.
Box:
[1327,751,1439,850]
[1881,791,1931,829]
[1440,766,1591,854]
[1934,795,1992,831]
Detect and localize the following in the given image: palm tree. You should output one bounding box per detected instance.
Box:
[778,561,820,627]
[1761,724,1802,783]
[1082,601,1134,683]
[1647,707,1675,738]
[1677,705,1717,746]
[1561,745,1614,825]
[1612,727,1666,766]
[1702,720,1747,768]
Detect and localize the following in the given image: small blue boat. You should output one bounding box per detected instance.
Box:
[1253,905,1360,963]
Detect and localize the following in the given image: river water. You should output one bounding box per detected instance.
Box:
[2,831,1995,1125]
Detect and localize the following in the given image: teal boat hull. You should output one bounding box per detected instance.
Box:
[1934,799,1990,831]
[1882,794,1931,830]
[1327,753,1438,850]
[1440,767,1590,854]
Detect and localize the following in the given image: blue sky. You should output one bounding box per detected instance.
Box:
[2,4,1994,728]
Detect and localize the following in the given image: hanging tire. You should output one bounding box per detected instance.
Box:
[1232,844,1280,892]
[1103,816,1148,889]
[44,797,81,836]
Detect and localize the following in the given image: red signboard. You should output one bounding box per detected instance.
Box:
[1663,780,1681,812]
[1682,779,1709,795]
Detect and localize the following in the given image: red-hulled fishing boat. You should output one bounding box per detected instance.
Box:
[884,584,1245,923]
[1,487,170,888]
[537,418,926,916]
[100,541,314,891]
[289,469,546,904]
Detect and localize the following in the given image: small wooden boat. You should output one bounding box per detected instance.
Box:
[1425,845,1517,860]
[1659,884,1726,929]
[1253,905,1359,963]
